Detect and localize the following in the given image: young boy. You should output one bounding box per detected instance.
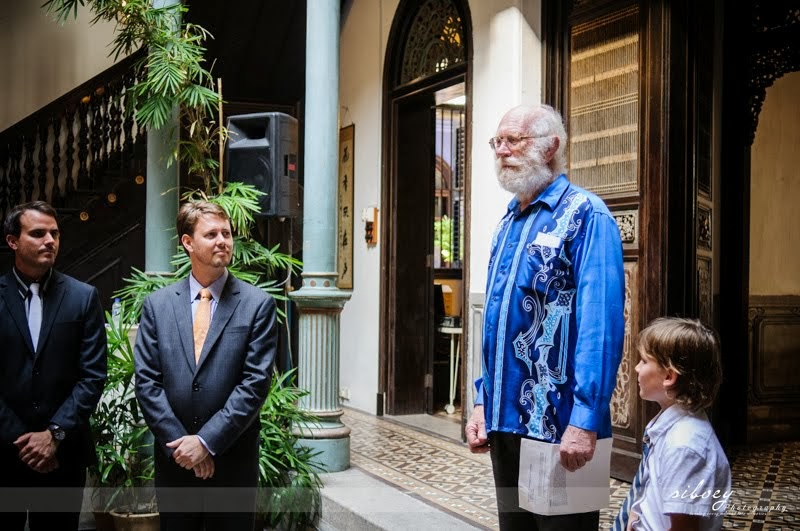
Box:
[621,317,732,531]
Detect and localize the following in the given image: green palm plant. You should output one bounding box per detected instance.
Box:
[257,370,323,530]
[113,182,302,323]
[90,306,155,514]
[44,0,219,132]
[44,2,321,528]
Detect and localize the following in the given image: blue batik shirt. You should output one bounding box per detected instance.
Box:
[477,174,624,442]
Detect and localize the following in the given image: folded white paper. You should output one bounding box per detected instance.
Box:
[518,437,612,515]
[532,231,562,248]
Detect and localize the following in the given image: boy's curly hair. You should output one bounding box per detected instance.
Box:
[637,317,722,412]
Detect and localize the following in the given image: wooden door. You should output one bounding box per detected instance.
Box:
[563,3,649,480]
[385,92,436,415]
[544,0,714,479]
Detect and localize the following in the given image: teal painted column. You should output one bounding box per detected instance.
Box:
[145,107,178,273]
[145,0,179,274]
[290,0,351,472]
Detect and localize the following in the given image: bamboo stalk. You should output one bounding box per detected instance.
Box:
[218,77,224,195]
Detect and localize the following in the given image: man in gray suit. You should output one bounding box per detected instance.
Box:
[134,200,277,531]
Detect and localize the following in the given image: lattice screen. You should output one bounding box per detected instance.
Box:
[569,6,640,195]
[400,0,464,85]
[434,106,465,269]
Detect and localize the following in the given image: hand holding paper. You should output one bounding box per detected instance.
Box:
[559,425,597,471]
[519,437,612,515]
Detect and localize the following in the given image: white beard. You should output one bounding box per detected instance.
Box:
[495,147,556,200]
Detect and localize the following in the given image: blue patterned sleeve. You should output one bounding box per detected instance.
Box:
[474,377,484,406]
[568,210,625,435]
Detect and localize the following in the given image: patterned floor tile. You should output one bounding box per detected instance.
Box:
[343,409,800,530]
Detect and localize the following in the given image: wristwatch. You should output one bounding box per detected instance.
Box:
[48,423,66,442]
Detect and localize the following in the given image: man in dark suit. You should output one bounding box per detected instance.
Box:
[0,201,108,530]
[134,200,277,531]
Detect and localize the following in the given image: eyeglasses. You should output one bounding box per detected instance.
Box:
[488,135,536,150]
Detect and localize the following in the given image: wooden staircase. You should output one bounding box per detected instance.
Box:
[0,49,149,309]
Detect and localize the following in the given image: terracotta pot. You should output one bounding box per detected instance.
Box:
[92,511,115,531]
[109,509,160,531]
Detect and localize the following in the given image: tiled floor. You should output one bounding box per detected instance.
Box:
[343,408,800,530]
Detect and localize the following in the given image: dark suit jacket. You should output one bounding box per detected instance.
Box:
[133,273,276,486]
[0,270,108,467]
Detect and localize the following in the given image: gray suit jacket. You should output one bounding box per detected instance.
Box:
[133,273,276,480]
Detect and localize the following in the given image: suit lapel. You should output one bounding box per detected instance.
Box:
[170,279,197,371]
[1,272,35,354]
[36,272,66,358]
[195,274,241,373]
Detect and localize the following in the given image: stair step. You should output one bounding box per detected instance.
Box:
[318,468,480,531]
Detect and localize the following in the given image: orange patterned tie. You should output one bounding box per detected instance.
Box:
[193,288,212,363]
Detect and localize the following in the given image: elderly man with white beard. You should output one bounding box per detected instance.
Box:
[465,104,625,530]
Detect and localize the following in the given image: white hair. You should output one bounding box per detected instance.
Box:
[527,104,568,175]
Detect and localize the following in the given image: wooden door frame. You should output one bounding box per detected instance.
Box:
[717,1,750,447]
[381,71,468,415]
[543,0,713,478]
[718,0,800,445]
[543,0,800,453]
[378,0,473,416]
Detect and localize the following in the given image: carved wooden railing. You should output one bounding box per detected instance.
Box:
[0,48,147,218]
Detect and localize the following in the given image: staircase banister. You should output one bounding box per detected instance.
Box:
[0,47,146,143]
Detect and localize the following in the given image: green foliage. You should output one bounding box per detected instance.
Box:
[112,267,176,324]
[44,3,318,525]
[43,0,220,132]
[113,183,302,324]
[257,370,323,530]
[93,308,324,527]
[183,182,263,238]
[43,1,224,189]
[91,307,155,513]
[434,215,453,264]
[434,214,464,266]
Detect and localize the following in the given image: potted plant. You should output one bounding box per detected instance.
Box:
[257,370,323,530]
[88,307,158,530]
[95,313,324,531]
[113,182,302,328]
[44,3,322,528]
[110,185,319,530]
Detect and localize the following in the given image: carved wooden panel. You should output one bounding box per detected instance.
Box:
[694,0,714,199]
[568,5,639,196]
[611,261,638,431]
[748,296,800,403]
[698,205,712,250]
[613,209,638,250]
[554,0,647,480]
[698,257,712,327]
[746,2,800,145]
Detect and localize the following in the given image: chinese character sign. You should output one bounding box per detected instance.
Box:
[338,124,355,289]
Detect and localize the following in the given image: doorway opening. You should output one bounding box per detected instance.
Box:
[380,0,471,441]
[432,83,466,424]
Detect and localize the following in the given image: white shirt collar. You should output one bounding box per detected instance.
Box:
[645,403,708,444]
[189,269,228,303]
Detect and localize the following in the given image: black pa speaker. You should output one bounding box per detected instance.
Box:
[225,112,299,218]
